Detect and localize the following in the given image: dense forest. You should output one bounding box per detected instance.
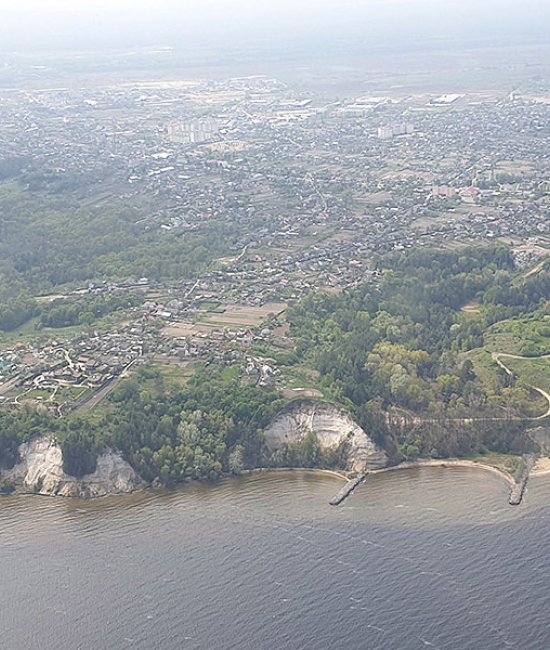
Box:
[287,247,548,460]
[0,178,236,331]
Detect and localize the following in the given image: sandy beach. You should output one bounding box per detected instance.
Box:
[370,459,517,486]
[531,457,550,476]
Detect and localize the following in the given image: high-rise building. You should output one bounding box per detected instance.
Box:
[377,126,394,140]
[377,122,414,139]
[168,118,220,144]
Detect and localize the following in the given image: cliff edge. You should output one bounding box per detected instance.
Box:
[264,400,388,473]
[1,436,143,498]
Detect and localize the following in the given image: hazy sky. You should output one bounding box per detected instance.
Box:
[4,0,446,10]
[1,0,549,53]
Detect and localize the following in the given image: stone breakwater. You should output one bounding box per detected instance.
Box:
[509,455,536,506]
[329,474,367,506]
[328,458,539,507]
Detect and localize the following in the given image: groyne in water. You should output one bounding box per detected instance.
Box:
[509,455,536,506]
[328,458,537,508]
[329,473,367,506]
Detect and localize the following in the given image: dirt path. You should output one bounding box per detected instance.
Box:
[492,352,550,419]
[78,376,122,412]
[523,257,548,279]
[77,357,140,413]
[390,353,550,427]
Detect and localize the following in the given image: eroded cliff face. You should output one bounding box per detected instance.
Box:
[2,436,143,498]
[264,400,388,473]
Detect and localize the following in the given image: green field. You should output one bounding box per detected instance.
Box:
[483,314,550,357]
[151,362,199,388]
[282,365,321,391]
[20,388,51,401]
[465,348,549,418]
[464,348,500,387]
[0,317,44,349]
[465,309,550,409]
[197,300,222,311]
[502,357,550,394]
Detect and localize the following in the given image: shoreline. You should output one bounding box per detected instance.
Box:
[6,458,550,501]
[531,457,550,477]
[237,467,350,481]
[370,459,517,487]
[0,466,350,500]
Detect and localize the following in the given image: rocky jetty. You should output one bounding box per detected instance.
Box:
[329,474,367,506]
[1,436,142,498]
[509,454,536,506]
[264,400,388,473]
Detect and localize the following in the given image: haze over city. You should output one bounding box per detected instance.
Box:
[2,0,549,53]
[0,1,549,649]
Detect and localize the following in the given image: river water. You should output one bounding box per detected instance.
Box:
[1,467,549,650]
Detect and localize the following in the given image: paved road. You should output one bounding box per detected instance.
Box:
[78,376,122,412]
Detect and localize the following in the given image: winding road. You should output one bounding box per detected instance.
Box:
[391,352,550,427]
[492,352,550,420]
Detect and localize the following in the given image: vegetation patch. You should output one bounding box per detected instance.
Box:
[470,453,525,482]
[502,357,550,395]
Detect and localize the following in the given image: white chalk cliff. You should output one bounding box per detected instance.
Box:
[264,400,388,473]
[2,436,142,498]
